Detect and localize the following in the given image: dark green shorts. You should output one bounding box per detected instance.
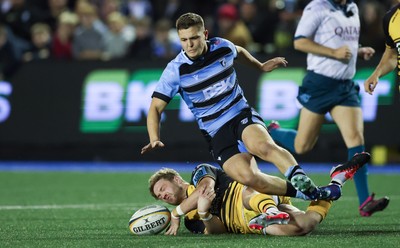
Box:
[297,71,361,114]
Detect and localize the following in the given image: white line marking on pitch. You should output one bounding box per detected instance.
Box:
[1,195,397,211]
[0,203,154,210]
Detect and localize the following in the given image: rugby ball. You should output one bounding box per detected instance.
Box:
[128,205,171,235]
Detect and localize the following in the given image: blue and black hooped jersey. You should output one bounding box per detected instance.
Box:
[152,37,250,137]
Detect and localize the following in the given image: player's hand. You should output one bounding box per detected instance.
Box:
[334,45,352,63]
[358,47,375,61]
[364,74,379,95]
[197,186,215,213]
[141,141,165,154]
[164,216,180,235]
[261,57,288,72]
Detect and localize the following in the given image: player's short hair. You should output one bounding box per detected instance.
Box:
[175,12,204,31]
[148,168,182,199]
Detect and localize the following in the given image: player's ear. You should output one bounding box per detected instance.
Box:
[204,29,208,39]
[173,176,182,184]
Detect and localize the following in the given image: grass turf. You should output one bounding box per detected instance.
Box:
[0,171,398,248]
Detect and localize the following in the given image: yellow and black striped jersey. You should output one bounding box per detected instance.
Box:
[186,164,284,235]
[383,3,400,77]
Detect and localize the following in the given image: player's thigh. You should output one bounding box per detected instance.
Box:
[295,108,324,152]
[330,105,364,147]
[222,153,259,185]
[241,124,275,154]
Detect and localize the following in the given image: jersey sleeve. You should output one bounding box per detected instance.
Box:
[294,3,324,39]
[225,39,238,58]
[190,164,217,187]
[382,10,395,48]
[211,37,238,58]
[152,62,181,103]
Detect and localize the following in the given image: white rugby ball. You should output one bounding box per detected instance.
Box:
[129,205,171,235]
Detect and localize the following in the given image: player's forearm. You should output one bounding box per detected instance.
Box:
[147,112,161,142]
[294,38,336,59]
[177,178,215,214]
[201,214,227,234]
[171,178,215,219]
[373,48,397,78]
[235,45,262,70]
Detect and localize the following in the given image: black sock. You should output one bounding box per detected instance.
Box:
[285,181,298,197]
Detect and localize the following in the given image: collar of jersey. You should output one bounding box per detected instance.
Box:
[184,41,211,62]
[327,0,353,9]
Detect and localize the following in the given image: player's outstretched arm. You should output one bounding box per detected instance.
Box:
[141,98,168,154]
[235,45,287,72]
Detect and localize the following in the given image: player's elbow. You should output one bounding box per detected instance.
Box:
[293,219,319,236]
[293,38,307,52]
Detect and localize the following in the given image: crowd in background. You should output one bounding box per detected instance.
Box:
[0,0,398,80]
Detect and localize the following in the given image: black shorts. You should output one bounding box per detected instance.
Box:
[202,108,266,166]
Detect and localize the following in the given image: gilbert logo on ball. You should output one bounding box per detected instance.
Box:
[129,205,171,235]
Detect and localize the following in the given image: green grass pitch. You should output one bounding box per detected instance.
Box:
[0,171,399,248]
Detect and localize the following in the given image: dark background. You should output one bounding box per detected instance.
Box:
[0,56,398,163]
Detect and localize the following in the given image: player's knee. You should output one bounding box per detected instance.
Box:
[233,170,259,187]
[250,141,277,159]
[294,142,313,155]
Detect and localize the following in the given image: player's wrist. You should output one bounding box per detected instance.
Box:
[171,205,184,219]
[198,211,212,221]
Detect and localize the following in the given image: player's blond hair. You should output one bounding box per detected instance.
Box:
[148,168,183,199]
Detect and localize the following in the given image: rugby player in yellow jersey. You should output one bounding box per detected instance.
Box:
[365,1,400,95]
[149,153,370,235]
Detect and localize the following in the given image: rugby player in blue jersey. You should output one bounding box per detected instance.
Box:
[141,12,361,234]
[267,0,389,217]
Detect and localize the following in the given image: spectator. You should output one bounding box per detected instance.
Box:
[152,0,195,23]
[239,0,280,54]
[0,24,20,80]
[151,18,181,59]
[0,0,45,42]
[103,11,133,59]
[44,0,71,31]
[21,23,52,62]
[126,17,152,59]
[359,0,386,53]
[125,0,153,22]
[216,3,253,50]
[72,1,106,60]
[52,11,79,59]
[274,0,308,53]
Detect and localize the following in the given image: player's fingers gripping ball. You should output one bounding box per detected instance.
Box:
[129,205,171,235]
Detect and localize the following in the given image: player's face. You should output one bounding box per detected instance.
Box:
[178,26,208,60]
[153,178,185,205]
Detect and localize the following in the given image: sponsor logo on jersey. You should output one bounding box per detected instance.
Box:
[334,26,360,41]
[192,166,208,186]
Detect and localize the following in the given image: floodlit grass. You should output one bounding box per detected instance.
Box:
[0,171,398,248]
